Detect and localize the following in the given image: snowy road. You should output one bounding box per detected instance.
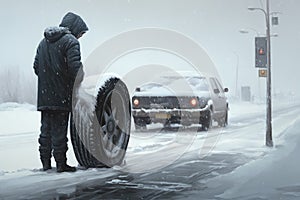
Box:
[0,101,300,199]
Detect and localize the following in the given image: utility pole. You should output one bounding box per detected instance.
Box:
[233,51,239,99]
[265,0,273,147]
[249,0,273,147]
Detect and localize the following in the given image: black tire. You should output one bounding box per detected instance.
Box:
[219,110,228,127]
[199,109,212,131]
[163,122,180,132]
[70,77,131,168]
[163,126,180,132]
[135,123,147,131]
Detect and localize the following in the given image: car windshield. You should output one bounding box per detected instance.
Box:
[140,76,209,92]
[187,77,209,91]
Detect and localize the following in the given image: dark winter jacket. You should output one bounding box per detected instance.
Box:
[33,12,88,111]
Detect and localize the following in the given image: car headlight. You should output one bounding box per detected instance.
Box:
[133,98,139,107]
[189,98,198,107]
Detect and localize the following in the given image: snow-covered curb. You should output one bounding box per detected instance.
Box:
[204,116,300,199]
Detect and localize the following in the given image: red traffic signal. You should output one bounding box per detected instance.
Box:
[255,37,267,68]
[259,48,265,55]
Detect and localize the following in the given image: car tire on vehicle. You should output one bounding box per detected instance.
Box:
[70,77,131,168]
[219,110,228,127]
[163,123,180,132]
[135,123,147,131]
[199,109,212,131]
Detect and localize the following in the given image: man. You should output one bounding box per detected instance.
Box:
[33,12,88,172]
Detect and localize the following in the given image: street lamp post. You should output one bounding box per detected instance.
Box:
[233,51,239,99]
[249,0,273,147]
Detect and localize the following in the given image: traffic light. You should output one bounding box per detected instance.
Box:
[259,69,267,77]
[259,48,265,55]
[255,37,267,68]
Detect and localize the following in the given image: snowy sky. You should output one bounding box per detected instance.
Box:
[0,0,299,98]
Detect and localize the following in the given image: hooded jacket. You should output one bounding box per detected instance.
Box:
[33,12,88,111]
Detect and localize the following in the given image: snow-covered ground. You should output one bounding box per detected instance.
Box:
[203,100,300,199]
[0,99,300,199]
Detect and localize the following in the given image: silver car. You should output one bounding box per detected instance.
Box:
[132,74,229,131]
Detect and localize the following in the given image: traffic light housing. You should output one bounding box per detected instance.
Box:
[259,69,267,77]
[255,37,267,68]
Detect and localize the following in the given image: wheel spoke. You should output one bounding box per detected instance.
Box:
[107,138,114,152]
[115,119,120,128]
[103,134,108,144]
[116,131,125,148]
[112,132,118,146]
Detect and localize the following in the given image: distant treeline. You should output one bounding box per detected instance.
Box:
[0,65,36,105]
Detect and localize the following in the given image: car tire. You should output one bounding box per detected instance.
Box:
[163,123,179,132]
[199,109,212,131]
[135,123,147,131]
[70,77,131,168]
[219,110,228,127]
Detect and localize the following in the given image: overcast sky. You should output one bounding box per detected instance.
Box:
[0,0,299,99]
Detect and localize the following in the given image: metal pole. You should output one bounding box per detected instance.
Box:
[233,52,239,98]
[266,0,273,147]
[248,1,274,147]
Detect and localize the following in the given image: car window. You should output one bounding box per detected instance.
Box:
[140,76,209,92]
[215,78,224,93]
[187,77,209,91]
[140,83,162,90]
[209,78,219,93]
[158,76,179,85]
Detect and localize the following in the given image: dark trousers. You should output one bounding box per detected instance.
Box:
[38,111,70,163]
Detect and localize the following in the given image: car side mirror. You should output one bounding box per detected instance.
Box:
[224,88,229,93]
[214,88,220,94]
[135,87,141,92]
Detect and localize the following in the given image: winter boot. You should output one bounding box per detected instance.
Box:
[56,163,77,173]
[54,152,76,173]
[41,159,52,171]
